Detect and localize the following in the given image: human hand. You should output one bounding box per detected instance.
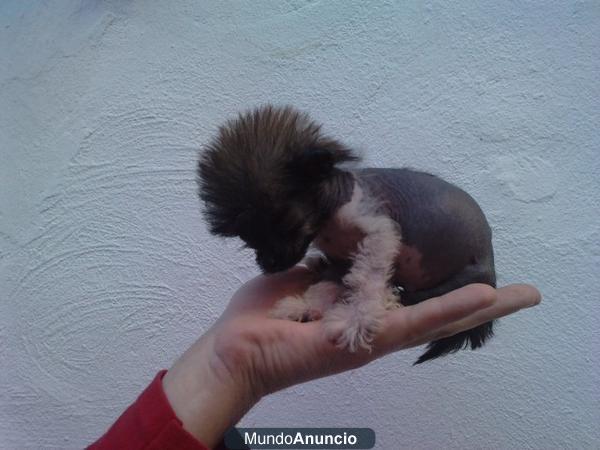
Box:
[163,267,540,447]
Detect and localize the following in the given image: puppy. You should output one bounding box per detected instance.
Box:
[198,105,495,364]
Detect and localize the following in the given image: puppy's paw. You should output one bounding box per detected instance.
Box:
[303,281,341,309]
[300,253,329,273]
[269,281,341,322]
[269,296,320,322]
[323,302,385,352]
[384,285,404,310]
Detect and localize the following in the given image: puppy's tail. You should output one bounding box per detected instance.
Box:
[399,262,496,365]
[414,321,494,365]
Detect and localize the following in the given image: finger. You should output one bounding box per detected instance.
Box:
[376,284,497,351]
[288,283,539,366]
[423,283,541,342]
[256,266,315,308]
[300,284,496,356]
[228,266,314,313]
[294,285,495,369]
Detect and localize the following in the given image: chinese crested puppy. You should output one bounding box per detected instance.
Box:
[198,105,495,363]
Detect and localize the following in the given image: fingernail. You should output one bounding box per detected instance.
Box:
[529,293,542,307]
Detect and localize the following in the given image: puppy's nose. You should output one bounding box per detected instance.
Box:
[264,255,277,267]
[257,254,278,273]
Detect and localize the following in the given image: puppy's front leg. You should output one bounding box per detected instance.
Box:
[322,188,402,352]
[323,279,398,352]
[269,281,341,322]
[322,244,401,351]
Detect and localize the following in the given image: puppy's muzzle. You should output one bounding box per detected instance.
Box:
[256,252,298,274]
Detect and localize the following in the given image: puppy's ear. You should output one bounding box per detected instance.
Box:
[290,147,335,180]
[288,144,357,181]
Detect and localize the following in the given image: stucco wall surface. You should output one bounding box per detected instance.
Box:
[1,1,598,449]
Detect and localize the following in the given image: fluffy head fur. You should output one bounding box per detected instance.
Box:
[198,105,357,272]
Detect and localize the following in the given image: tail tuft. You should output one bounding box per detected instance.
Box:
[414,321,494,365]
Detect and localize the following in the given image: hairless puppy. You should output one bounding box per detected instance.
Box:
[198,106,495,364]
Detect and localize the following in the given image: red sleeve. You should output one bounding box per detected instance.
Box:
[88,370,209,450]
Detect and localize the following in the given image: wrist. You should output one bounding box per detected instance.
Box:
[162,332,259,448]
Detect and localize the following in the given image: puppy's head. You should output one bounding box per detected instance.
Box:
[198,105,357,273]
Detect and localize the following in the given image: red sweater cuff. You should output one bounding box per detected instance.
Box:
[88,370,209,450]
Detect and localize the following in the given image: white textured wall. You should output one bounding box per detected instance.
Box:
[1,1,598,448]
